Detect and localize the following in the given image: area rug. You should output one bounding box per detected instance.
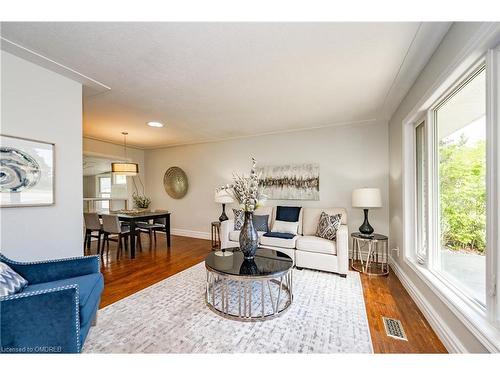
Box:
[83,263,373,353]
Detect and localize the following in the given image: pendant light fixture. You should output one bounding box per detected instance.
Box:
[111,132,139,176]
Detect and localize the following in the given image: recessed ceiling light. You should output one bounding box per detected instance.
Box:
[146,121,164,128]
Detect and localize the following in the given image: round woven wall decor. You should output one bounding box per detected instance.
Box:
[163,167,188,199]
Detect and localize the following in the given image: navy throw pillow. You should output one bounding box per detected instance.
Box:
[263,232,295,239]
[276,206,302,222]
[252,215,269,232]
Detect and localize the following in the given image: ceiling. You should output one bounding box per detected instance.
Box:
[0,22,451,149]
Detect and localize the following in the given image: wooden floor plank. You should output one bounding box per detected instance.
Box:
[90,234,447,353]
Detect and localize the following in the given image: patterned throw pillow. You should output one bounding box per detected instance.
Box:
[233,209,245,230]
[0,262,28,297]
[252,215,269,232]
[316,212,342,241]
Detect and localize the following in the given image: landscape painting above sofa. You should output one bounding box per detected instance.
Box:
[257,163,319,200]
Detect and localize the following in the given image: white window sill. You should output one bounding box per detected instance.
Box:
[404,257,500,352]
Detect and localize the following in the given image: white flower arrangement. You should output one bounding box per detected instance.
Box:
[217,157,266,212]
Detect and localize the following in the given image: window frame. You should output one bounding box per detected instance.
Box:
[428,63,488,309]
[401,46,500,352]
[414,119,428,266]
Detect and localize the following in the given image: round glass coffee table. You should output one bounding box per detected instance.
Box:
[205,247,293,321]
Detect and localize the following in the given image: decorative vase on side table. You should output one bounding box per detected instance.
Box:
[239,211,259,259]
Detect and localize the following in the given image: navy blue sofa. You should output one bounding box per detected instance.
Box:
[0,253,104,353]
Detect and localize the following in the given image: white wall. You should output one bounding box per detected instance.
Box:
[389,23,491,352]
[83,137,146,208]
[145,121,389,238]
[0,51,83,261]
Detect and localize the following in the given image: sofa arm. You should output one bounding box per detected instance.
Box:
[0,285,81,353]
[220,219,234,249]
[0,254,100,285]
[336,225,349,275]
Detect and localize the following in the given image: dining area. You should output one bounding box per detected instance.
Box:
[83,210,171,260]
[82,146,172,261]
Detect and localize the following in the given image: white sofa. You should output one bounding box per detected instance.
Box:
[220,206,349,277]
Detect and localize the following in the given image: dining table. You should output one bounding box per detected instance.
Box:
[98,209,171,259]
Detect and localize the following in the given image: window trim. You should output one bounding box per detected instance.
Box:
[485,47,500,328]
[401,42,500,352]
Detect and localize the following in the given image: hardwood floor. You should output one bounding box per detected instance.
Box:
[91,234,447,353]
[359,270,447,353]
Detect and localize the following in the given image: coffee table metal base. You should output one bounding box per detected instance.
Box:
[205,269,293,322]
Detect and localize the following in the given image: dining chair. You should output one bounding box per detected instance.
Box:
[101,214,143,260]
[83,213,103,255]
[137,220,165,248]
[153,217,168,241]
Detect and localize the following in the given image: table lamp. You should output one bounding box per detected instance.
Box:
[352,188,382,237]
[215,190,234,222]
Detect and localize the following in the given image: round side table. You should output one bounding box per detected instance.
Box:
[350,232,389,276]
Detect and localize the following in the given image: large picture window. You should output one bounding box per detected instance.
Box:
[405,44,500,351]
[413,66,487,307]
[433,66,487,306]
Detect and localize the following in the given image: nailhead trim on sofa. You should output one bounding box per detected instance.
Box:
[0,283,81,352]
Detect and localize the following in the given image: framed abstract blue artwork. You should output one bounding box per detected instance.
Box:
[0,134,55,207]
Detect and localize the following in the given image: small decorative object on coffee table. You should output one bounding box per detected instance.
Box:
[350,232,389,276]
[205,247,293,321]
[216,158,266,259]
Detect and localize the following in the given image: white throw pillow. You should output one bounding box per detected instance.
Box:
[0,262,28,297]
[272,220,299,235]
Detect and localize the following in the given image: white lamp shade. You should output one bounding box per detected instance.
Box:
[111,162,139,176]
[215,190,234,204]
[352,188,382,208]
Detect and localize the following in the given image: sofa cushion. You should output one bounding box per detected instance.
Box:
[316,212,342,240]
[302,207,347,236]
[254,206,273,226]
[272,220,299,235]
[276,206,301,222]
[0,261,28,297]
[296,235,337,255]
[229,231,267,242]
[260,234,298,249]
[253,214,269,232]
[23,273,104,326]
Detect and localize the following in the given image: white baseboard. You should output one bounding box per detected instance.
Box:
[389,256,468,353]
[157,228,210,240]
